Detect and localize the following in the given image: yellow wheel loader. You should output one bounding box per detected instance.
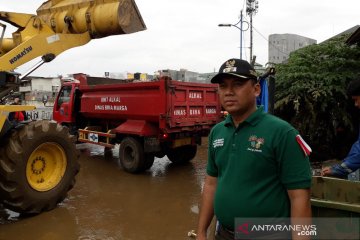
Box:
[0,0,145,214]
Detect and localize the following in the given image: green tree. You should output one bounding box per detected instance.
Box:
[274,34,360,161]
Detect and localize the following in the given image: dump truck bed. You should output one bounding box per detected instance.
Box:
[77,76,221,133]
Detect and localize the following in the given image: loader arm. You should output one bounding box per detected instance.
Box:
[0,0,145,133]
[0,0,146,72]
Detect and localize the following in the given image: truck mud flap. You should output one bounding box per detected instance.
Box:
[144,137,161,153]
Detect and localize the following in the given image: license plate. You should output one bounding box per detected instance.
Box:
[173,137,192,148]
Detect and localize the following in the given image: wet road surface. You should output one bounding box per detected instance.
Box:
[0,139,209,240]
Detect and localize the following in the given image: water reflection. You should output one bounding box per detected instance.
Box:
[0,206,20,224]
[0,205,77,240]
[0,139,209,240]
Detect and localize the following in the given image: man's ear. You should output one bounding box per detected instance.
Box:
[254,82,261,97]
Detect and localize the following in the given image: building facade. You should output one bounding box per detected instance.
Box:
[268,34,316,64]
[157,69,199,82]
[19,76,61,107]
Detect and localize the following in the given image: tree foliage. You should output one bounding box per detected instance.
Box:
[274,34,360,160]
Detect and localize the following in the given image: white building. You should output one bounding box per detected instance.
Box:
[268,34,317,64]
[19,76,61,108]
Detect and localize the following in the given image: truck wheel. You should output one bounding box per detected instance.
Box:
[166,145,197,164]
[104,147,113,160]
[0,120,80,214]
[119,137,145,173]
[154,152,165,158]
[142,154,155,170]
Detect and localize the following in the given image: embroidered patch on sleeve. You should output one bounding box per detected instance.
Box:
[213,138,224,148]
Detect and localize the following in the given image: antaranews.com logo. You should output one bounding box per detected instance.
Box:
[235,220,316,239]
[235,218,359,240]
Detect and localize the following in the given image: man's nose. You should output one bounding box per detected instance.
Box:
[223,87,234,95]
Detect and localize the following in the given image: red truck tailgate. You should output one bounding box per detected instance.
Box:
[166,80,220,130]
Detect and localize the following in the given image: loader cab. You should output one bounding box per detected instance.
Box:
[0,71,20,97]
[0,71,21,105]
[0,71,20,86]
[53,82,79,125]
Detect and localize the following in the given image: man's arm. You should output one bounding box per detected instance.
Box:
[324,137,360,178]
[321,165,348,178]
[287,189,312,240]
[322,139,360,178]
[196,175,217,240]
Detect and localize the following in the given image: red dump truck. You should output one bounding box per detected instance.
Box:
[53,74,222,173]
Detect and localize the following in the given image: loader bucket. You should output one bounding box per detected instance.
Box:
[36,0,146,39]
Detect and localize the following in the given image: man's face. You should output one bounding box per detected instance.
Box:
[218,77,260,115]
[352,96,360,109]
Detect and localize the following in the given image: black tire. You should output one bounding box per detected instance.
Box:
[0,120,80,214]
[104,147,113,160]
[154,151,165,158]
[166,145,197,164]
[119,137,145,173]
[142,154,155,171]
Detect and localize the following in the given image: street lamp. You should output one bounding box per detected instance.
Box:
[218,10,249,60]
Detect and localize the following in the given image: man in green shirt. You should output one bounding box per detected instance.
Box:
[196,59,312,240]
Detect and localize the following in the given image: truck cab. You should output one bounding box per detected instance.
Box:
[53,82,79,126]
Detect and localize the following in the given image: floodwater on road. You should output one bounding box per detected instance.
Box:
[0,138,209,240]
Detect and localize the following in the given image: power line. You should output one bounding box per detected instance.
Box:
[254,25,290,56]
[242,15,290,57]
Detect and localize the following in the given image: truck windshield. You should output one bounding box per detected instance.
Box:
[57,86,72,108]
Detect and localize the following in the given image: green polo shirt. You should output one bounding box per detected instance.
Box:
[207,107,311,229]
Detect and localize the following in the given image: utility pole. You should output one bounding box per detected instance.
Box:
[218,11,249,60]
[239,11,243,59]
[250,13,253,62]
[246,0,259,63]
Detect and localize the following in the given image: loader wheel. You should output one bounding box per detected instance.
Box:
[119,137,145,173]
[166,145,197,164]
[0,120,80,214]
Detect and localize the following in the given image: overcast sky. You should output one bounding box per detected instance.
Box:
[2,0,359,77]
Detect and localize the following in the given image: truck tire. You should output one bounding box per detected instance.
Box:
[104,147,113,160]
[0,120,80,214]
[166,145,197,164]
[143,154,155,171]
[119,137,145,173]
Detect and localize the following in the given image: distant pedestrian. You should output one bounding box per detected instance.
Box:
[43,94,48,106]
[196,59,312,240]
[13,97,20,105]
[8,97,28,122]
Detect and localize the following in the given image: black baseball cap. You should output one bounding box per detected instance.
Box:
[211,58,258,83]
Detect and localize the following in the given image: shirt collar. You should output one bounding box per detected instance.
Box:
[224,106,265,128]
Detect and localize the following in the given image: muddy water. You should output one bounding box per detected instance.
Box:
[0,139,209,240]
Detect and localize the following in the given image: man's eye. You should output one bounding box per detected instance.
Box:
[233,81,245,87]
